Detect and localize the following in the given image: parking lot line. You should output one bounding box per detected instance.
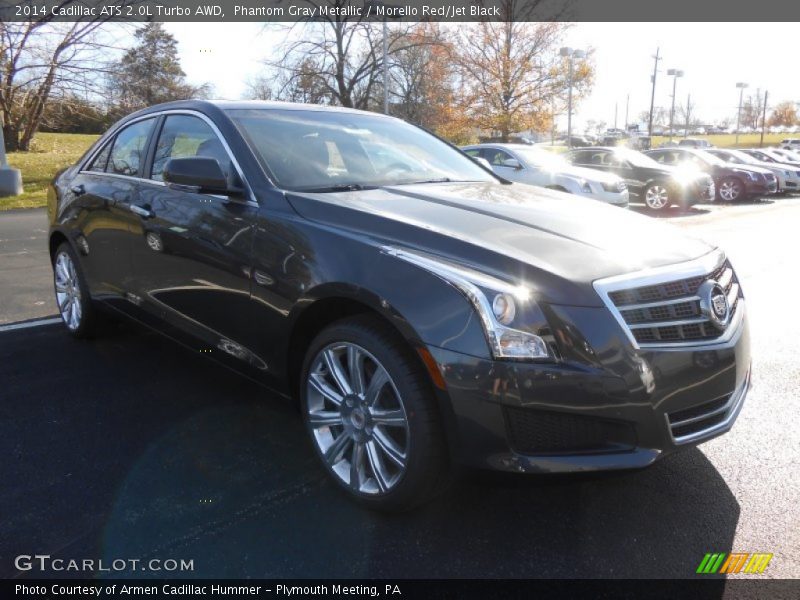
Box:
[0,317,61,332]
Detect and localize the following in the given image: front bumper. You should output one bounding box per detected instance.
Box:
[427,304,750,474]
[581,188,629,207]
[744,179,778,196]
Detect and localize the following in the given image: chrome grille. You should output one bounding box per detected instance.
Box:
[594,251,744,348]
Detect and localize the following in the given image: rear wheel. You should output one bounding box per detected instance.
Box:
[718,177,744,202]
[52,242,107,338]
[300,316,449,511]
[644,183,671,211]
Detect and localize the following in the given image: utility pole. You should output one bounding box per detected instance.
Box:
[760,90,769,147]
[648,48,661,137]
[614,102,618,129]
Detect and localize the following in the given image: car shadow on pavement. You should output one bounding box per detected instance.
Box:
[0,323,738,584]
[629,205,712,219]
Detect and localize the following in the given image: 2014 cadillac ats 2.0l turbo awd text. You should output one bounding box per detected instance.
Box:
[47,101,751,511]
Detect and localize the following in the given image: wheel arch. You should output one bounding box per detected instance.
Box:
[286,285,432,401]
[285,286,460,457]
[48,230,71,263]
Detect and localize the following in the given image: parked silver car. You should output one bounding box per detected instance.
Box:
[742,147,800,168]
[462,144,629,206]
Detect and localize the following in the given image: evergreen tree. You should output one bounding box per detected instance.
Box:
[108,23,208,116]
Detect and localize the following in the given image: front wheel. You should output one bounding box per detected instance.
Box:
[644,183,671,211]
[717,177,744,202]
[300,316,449,511]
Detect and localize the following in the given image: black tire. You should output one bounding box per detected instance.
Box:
[299,315,450,511]
[52,242,109,339]
[717,177,744,203]
[643,182,672,211]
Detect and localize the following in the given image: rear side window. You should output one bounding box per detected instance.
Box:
[86,142,112,172]
[151,115,232,181]
[107,119,155,177]
[569,150,592,164]
[650,151,673,165]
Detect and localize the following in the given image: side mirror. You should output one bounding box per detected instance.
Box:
[163,157,240,196]
[502,158,523,170]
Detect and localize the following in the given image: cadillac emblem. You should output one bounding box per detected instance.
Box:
[699,280,730,331]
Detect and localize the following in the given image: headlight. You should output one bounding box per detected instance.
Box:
[783,170,792,177]
[384,247,552,360]
[579,179,592,194]
[736,170,758,181]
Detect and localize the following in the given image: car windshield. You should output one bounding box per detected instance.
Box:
[781,150,800,161]
[724,150,759,164]
[764,149,793,161]
[226,108,496,191]
[612,148,661,168]
[513,147,569,169]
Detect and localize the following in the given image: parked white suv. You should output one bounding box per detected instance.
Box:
[780,138,800,151]
[462,144,629,206]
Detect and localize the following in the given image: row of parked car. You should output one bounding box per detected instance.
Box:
[462,142,800,211]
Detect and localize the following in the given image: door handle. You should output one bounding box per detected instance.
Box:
[70,184,86,196]
[130,204,154,219]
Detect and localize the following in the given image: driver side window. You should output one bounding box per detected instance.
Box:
[151,115,233,182]
[486,149,515,166]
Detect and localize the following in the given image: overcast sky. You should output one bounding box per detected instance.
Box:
[164,22,800,130]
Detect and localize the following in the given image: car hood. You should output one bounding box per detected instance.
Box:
[285,182,713,305]
[725,164,773,176]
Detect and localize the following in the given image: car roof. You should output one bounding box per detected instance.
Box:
[119,99,389,124]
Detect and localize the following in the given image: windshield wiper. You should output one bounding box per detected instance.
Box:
[295,183,376,193]
[393,177,455,186]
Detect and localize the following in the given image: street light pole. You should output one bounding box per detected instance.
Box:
[647,48,661,137]
[382,18,388,115]
[560,47,584,148]
[667,69,684,141]
[735,82,748,146]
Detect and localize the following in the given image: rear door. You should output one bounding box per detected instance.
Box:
[131,112,263,369]
[66,118,156,307]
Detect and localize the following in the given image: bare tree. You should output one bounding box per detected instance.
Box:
[262,1,436,110]
[741,89,766,130]
[1,4,123,151]
[677,96,698,132]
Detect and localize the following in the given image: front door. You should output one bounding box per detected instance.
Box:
[130,113,263,371]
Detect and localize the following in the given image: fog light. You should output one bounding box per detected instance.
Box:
[492,293,516,325]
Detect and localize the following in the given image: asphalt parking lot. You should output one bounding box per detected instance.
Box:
[1,199,798,581]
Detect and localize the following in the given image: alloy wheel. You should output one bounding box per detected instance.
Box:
[719,179,742,202]
[54,251,83,331]
[645,185,669,209]
[305,342,410,496]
